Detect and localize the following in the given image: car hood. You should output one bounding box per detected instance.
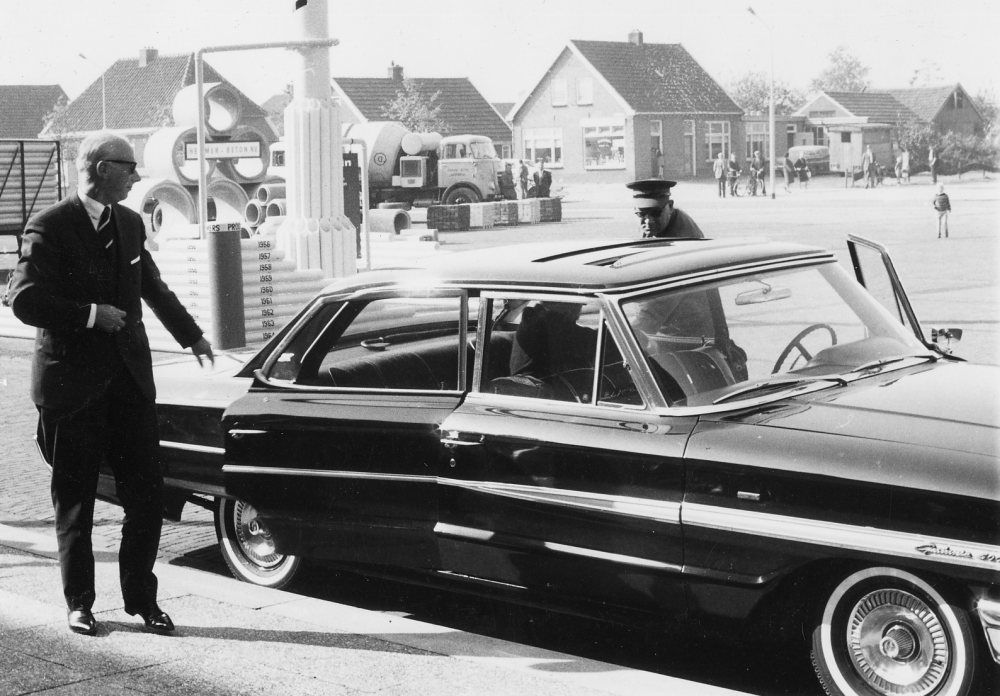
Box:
[715,361,1000,458]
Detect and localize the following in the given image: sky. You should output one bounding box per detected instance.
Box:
[1,0,998,108]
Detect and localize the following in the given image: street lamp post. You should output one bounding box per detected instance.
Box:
[78,53,106,129]
[747,7,776,199]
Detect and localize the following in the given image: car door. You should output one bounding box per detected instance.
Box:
[436,293,693,618]
[222,288,471,571]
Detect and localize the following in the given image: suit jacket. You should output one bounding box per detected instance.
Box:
[8,193,203,412]
[646,207,705,240]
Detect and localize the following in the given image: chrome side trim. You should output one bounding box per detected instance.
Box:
[543,541,682,571]
[221,465,435,484]
[437,477,681,524]
[159,441,225,455]
[684,503,1000,572]
[434,522,495,541]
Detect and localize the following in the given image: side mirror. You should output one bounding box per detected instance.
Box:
[931,327,963,354]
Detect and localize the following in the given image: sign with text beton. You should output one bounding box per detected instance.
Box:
[184,141,260,160]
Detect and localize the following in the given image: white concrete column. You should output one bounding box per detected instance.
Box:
[278,0,356,278]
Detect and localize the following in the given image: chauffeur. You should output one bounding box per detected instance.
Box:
[7,132,214,636]
[626,179,705,239]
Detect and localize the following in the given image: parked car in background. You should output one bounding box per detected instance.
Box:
[788,145,831,174]
[59,235,999,696]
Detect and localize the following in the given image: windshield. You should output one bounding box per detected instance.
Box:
[470,141,497,159]
[620,262,932,407]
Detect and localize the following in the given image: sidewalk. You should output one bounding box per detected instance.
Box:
[0,522,752,696]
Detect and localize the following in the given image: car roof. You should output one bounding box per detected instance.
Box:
[322,237,834,297]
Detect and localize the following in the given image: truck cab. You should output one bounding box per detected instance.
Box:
[416,135,500,205]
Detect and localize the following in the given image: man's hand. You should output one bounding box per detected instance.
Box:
[94,304,127,333]
[190,337,215,367]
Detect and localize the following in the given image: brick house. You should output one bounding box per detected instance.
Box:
[793,85,986,172]
[330,65,513,157]
[507,32,743,183]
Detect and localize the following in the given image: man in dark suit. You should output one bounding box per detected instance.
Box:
[7,132,214,636]
[626,179,705,239]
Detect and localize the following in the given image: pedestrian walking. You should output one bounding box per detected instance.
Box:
[537,161,552,198]
[894,154,903,184]
[794,155,809,189]
[713,152,727,198]
[499,162,518,200]
[782,152,794,192]
[6,131,214,637]
[933,183,951,238]
[727,153,741,197]
[862,146,875,189]
[929,145,938,184]
[626,178,704,239]
[518,160,529,198]
[901,149,910,183]
[750,151,767,195]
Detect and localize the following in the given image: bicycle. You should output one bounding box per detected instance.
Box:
[746,171,759,197]
[728,172,742,197]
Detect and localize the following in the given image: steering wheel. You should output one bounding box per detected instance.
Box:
[772,323,837,374]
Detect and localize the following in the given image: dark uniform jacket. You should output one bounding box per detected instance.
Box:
[645,207,705,239]
[8,193,202,413]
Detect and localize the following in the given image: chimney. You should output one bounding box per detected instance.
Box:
[628,30,643,46]
[388,62,404,80]
[138,48,158,67]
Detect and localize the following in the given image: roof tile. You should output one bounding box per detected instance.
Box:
[333,77,512,142]
[570,40,741,114]
[0,85,67,138]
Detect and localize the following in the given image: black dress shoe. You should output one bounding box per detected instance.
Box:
[127,606,174,633]
[68,609,98,636]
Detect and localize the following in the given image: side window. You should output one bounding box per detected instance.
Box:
[482,298,600,403]
[598,325,642,407]
[269,295,469,390]
[266,300,345,382]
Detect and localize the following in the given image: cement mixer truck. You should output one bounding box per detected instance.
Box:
[341,122,502,208]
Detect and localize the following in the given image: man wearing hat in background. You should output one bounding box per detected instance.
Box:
[626,179,705,239]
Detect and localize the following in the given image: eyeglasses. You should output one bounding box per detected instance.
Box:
[635,209,664,219]
[102,159,137,174]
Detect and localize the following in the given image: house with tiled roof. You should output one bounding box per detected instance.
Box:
[331,66,513,157]
[793,85,985,173]
[507,32,743,182]
[42,48,273,186]
[0,85,67,138]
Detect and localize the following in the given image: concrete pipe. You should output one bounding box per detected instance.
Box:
[244,199,267,227]
[265,199,287,218]
[122,178,197,245]
[368,208,411,235]
[206,176,250,225]
[215,124,272,184]
[255,183,286,203]
[172,82,242,135]
[145,127,216,186]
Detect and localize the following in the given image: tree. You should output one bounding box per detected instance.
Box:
[381,78,449,134]
[975,88,998,136]
[727,72,804,115]
[810,46,871,92]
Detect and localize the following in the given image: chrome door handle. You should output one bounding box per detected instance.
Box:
[229,429,269,440]
[441,432,485,447]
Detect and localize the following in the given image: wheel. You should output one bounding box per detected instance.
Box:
[443,186,480,205]
[214,497,301,589]
[772,323,837,373]
[810,567,981,696]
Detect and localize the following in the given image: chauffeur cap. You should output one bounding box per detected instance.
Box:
[625,178,678,210]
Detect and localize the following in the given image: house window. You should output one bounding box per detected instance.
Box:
[953,91,964,109]
[583,118,626,170]
[576,78,593,105]
[810,126,828,147]
[705,121,730,162]
[523,128,563,167]
[551,79,568,107]
[745,122,769,160]
[650,120,662,154]
[841,132,852,143]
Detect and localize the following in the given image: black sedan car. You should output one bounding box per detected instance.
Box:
[133,235,998,696]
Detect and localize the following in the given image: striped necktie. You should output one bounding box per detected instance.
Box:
[97,206,116,260]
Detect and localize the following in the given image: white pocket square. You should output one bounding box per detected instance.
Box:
[131,255,140,265]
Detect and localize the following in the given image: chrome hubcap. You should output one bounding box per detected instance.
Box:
[847,589,949,695]
[232,501,284,568]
